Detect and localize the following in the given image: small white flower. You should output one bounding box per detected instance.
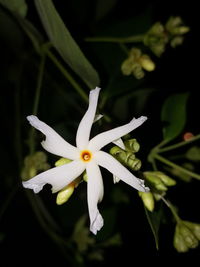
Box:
[22,87,149,234]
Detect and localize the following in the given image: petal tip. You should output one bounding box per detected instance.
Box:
[27,115,40,127]
[90,87,101,96]
[138,179,150,192]
[22,181,44,193]
[90,212,104,235]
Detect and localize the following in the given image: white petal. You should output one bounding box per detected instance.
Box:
[88,116,147,152]
[95,151,149,192]
[22,160,85,193]
[113,175,120,184]
[93,114,103,123]
[27,115,79,160]
[86,161,104,235]
[76,87,101,150]
[112,138,125,150]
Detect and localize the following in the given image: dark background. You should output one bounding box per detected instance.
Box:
[0,0,199,266]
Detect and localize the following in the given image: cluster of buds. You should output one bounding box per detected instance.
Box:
[21,151,50,181]
[174,221,200,252]
[121,48,155,79]
[144,16,190,57]
[110,138,142,171]
[139,171,176,211]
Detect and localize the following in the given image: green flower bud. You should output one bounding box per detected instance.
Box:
[184,221,200,240]
[55,157,72,167]
[110,146,142,171]
[148,22,165,36]
[166,16,190,35]
[139,191,155,212]
[121,58,133,76]
[174,222,199,252]
[143,172,168,191]
[83,171,88,182]
[132,65,145,79]
[170,36,184,48]
[124,139,140,153]
[139,55,156,72]
[56,183,75,205]
[21,151,50,181]
[153,171,176,186]
[121,48,155,79]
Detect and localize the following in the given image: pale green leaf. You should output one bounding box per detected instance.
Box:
[34,0,100,88]
[161,92,189,142]
[145,207,161,250]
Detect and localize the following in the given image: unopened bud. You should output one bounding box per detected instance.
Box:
[154,171,176,186]
[55,157,72,167]
[174,222,199,252]
[184,221,200,240]
[139,55,156,72]
[139,191,155,212]
[144,171,168,191]
[121,58,133,76]
[124,139,140,153]
[56,183,75,205]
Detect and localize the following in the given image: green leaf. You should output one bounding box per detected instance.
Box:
[34,0,100,88]
[0,0,27,17]
[161,92,189,142]
[145,206,162,250]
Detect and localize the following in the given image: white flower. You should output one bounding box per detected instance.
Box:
[22,87,149,234]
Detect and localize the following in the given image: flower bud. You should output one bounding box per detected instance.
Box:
[174,222,199,252]
[166,16,190,35]
[143,171,168,191]
[21,151,50,181]
[83,171,88,182]
[121,58,133,76]
[110,146,142,171]
[55,157,72,167]
[184,221,200,240]
[56,183,75,205]
[139,55,156,72]
[170,36,184,48]
[124,139,140,153]
[139,191,155,212]
[153,171,176,186]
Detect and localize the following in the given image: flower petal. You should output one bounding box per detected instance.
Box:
[88,116,147,152]
[27,115,79,160]
[22,160,85,193]
[86,161,104,235]
[76,87,101,150]
[95,151,149,192]
[112,138,125,149]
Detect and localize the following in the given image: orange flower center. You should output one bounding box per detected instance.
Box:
[80,150,92,162]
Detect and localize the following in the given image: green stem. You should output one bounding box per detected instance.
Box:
[46,49,88,103]
[161,197,181,223]
[29,54,46,154]
[154,154,200,180]
[158,134,200,153]
[85,34,144,43]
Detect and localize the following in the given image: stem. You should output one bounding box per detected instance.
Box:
[159,134,200,153]
[161,196,181,223]
[29,54,46,154]
[85,34,145,43]
[46,49,88,103]
[154,154,200,180]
